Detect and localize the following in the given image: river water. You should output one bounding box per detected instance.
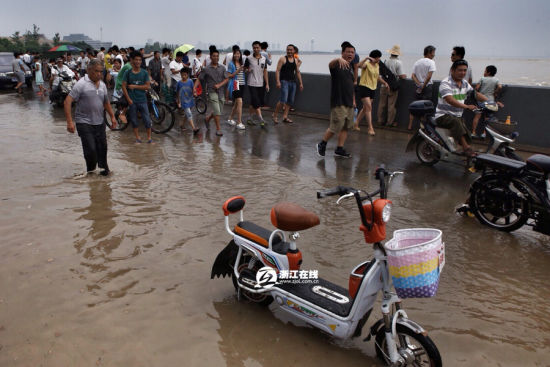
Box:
[262,53,550,87]
[0,92,549,366]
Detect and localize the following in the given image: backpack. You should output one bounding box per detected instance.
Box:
[379,60,400,91]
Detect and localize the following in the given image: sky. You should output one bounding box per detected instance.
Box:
[2,0,550,57]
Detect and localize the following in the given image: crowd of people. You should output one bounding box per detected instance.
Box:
[10,40,505,172]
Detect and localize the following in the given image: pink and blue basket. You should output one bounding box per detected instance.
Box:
[385,229,444,298]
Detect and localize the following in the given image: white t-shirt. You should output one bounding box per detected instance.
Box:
[169,60,184,82]
[204,55,211,67]
[192,57,202,76]
[412,57,436,86]
[246,55,267,87]
[51,65,75,86]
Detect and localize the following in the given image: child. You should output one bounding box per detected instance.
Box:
[472,65,504,136]
[176,67,200,135]
[33,56,45,95]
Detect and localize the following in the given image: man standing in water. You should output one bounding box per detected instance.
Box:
[316,42,356,158]
[65,59,116,176]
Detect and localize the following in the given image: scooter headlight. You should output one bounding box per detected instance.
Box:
[382,203,392,223]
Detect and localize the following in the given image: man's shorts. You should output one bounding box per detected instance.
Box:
[232,89,243,99]
[329,106,354,133]
[248,86,264,109]
[280,80,297,104]
[435,114,471,144]
[358,85,375,99]
[15,71,25,83]
[208,92,225,116]
[128,101,152,129]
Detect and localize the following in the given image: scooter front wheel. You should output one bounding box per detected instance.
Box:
[469,175,529,232]
[416,140,441,166]
[375,324,442,367]
[232,255,273,306]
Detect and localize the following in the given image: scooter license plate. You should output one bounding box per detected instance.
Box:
[438,244,445,273]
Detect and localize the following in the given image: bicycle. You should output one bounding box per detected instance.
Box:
[105,88,175,134]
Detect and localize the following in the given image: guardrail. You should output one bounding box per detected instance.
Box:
[255,72,550,150]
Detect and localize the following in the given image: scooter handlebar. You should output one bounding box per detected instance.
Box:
[317,186,351,199]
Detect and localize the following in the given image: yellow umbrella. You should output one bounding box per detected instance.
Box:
[173,44,194,58]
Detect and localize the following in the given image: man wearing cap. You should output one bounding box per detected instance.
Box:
[377,45,406,127]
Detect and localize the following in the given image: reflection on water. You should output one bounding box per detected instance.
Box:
[0,91,549,366]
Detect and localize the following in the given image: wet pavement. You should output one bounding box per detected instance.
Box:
[0,91,549,366]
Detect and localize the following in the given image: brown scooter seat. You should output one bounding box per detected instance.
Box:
[270,202,320,232]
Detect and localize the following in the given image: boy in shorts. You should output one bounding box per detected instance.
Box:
[122,51,153,143]
[471,65,504,137]
[176,68,200,135]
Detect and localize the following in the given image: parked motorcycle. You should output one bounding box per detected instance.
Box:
[406,97,520,167]
[457,153,550,234]
[50,71,76,107]
[212,166,444,366]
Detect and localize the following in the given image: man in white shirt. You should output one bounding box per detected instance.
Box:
[434,60,487,157]
[245,41,269,125]
[192,49,202,77]
[409,45,436,130]
[169,52,185,93]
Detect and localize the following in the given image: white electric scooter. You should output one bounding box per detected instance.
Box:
[211,166,443,366]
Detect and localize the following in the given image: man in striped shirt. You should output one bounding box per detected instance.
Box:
[434,60,487,157]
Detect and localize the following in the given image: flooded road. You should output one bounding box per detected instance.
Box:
[0,91,549,366]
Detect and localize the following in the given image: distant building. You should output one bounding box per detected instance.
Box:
[62,33,112,50]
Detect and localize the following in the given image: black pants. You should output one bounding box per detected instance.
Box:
[76,123,108,172]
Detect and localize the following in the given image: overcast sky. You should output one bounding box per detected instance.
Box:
[2,0,550,57]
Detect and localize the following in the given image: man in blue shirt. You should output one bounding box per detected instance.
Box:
[122,51,153,143]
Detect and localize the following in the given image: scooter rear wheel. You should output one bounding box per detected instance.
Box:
[375,324,442,367]
[416,140,441,166]
[232,255,273,306]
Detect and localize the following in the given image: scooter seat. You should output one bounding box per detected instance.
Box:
[234,221,290,255]
[270,202,320,232]
[526,154,550,173]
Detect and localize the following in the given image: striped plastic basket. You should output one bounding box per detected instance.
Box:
[384,229,444,298]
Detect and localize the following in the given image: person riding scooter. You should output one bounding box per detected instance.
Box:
[50,58,76,106]
[434,59,487,157]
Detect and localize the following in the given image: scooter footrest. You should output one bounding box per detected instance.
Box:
[237,269,268,293]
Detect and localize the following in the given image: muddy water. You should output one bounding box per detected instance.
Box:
[0,92,549,366]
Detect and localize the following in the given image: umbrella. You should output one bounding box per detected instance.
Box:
[173,44,194,58]
[48,45,82,52]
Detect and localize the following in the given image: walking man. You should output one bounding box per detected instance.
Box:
[377,45,406,127]
[409,45,436,130]
[64,59,116,175]
[245,41,269,125]
[122,51,153,143]
[201,49,229,136]
[12,52,26,94]
[316,42,356,158]
[273,44,303,123]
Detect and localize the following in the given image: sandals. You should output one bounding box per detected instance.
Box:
[283,117,293,123]
[389,122,398,127]
[352,126,361,131]
[272,114,279,124]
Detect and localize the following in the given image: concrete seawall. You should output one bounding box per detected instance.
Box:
[254,72,550,149]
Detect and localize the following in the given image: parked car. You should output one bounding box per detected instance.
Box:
[0,52,33,89]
